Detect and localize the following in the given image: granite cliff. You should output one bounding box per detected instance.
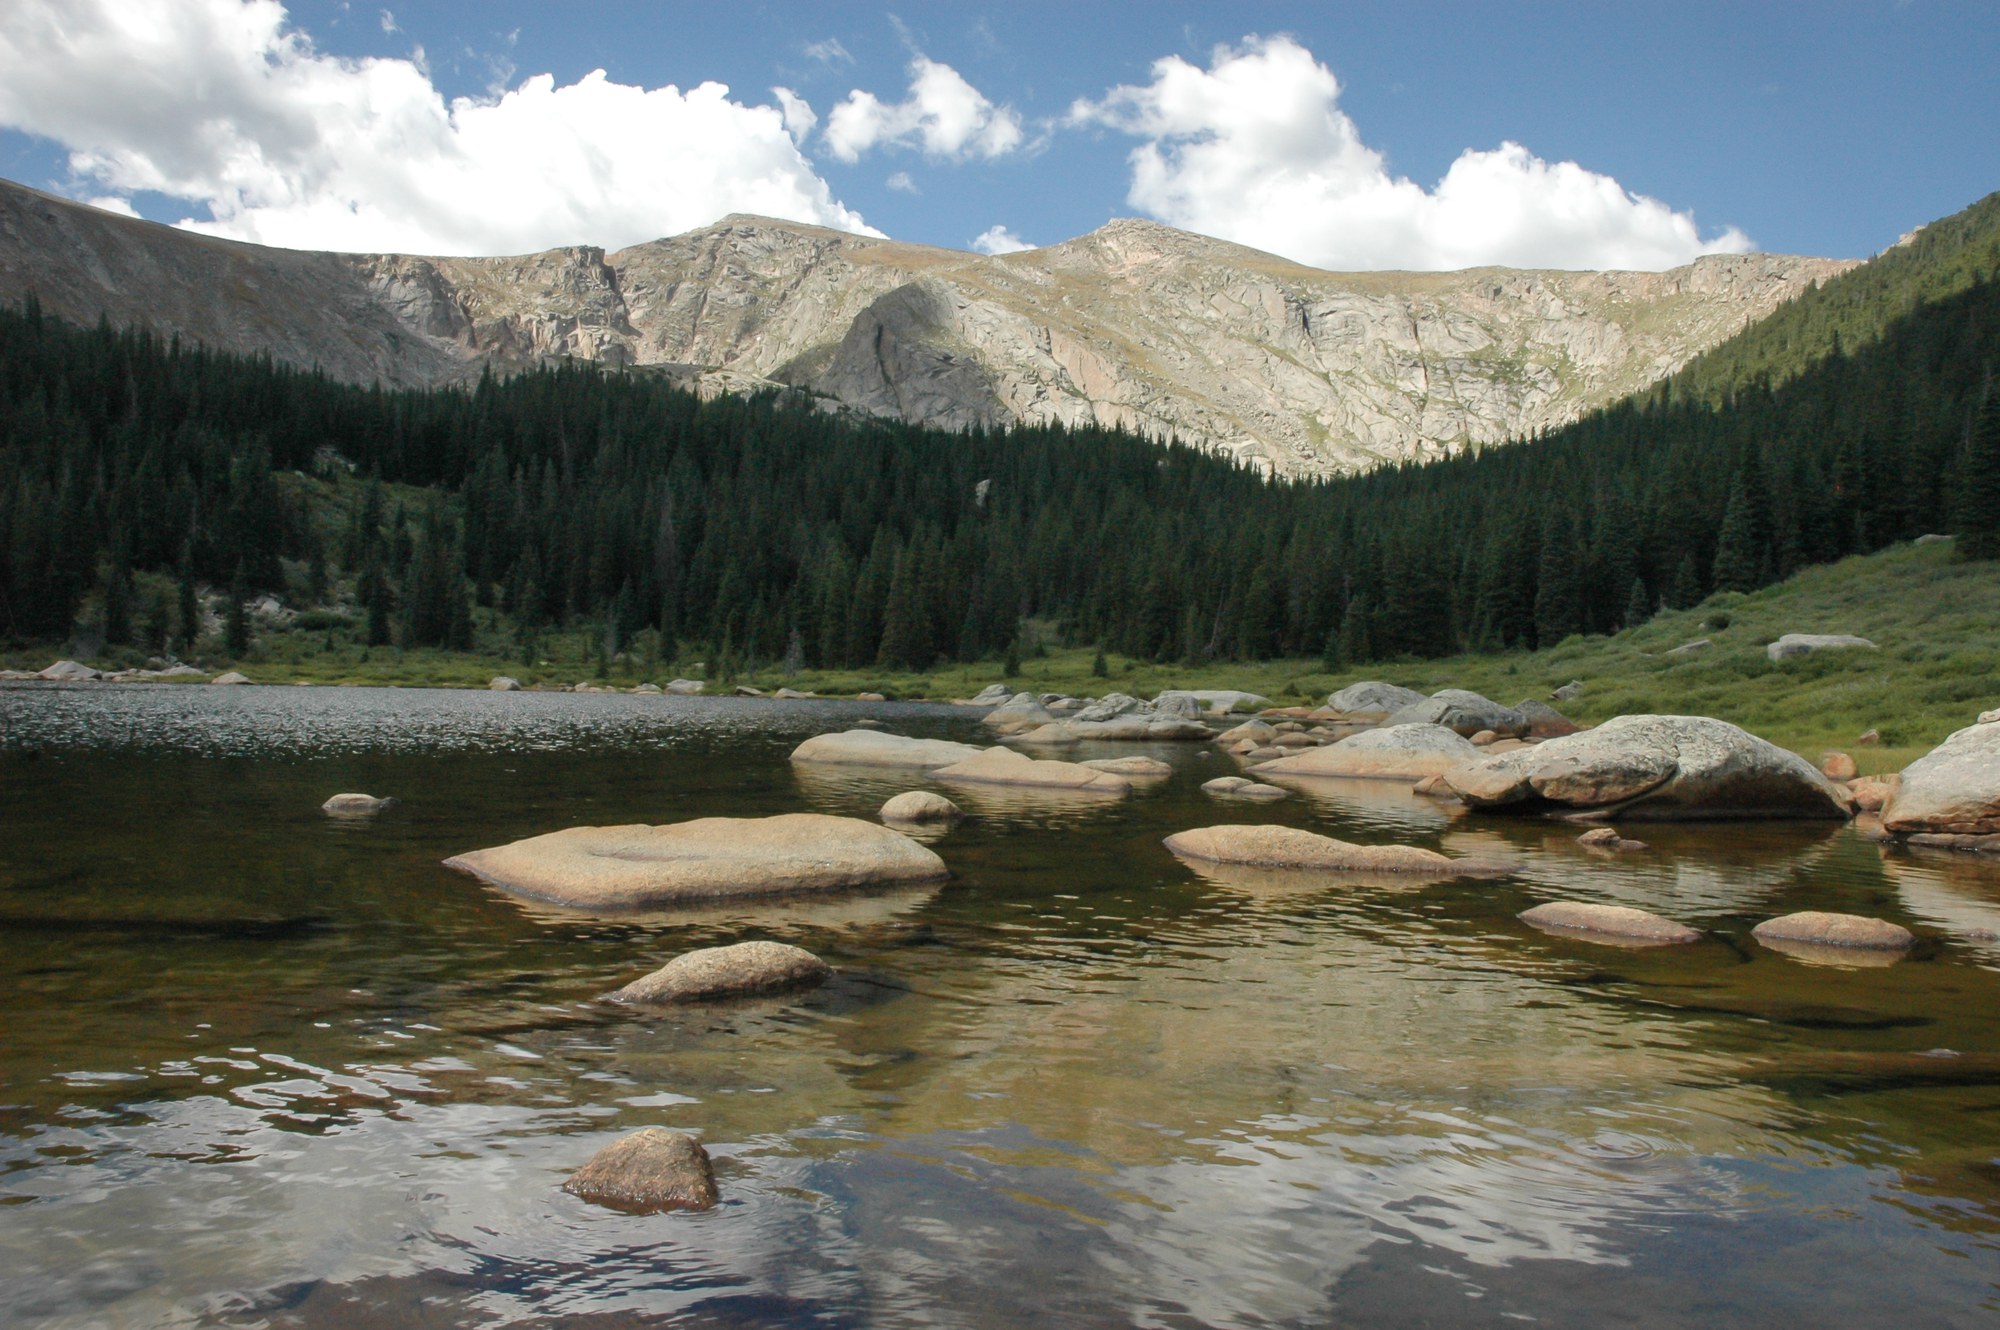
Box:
[0,178,1853,476]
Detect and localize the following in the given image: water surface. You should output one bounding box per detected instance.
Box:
[3,683,1997,1327]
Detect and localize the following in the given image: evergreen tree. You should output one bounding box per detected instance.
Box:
[1623,576,1652,628]
[1091,644,1109,678]
[1711,482,1763,593]
[1958,392,2000,560]
[225,564,250,658]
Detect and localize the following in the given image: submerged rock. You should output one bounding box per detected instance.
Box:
[1576,826,1648,852]
[790,729,985,769]
[1163,824,1507,876]
[1519,901,1699,946]
[1255,723,1479,781]
[1324,681,1427,720]
[606,940,830,1005]
[564,1129,717,1213]
[1443,715,1851,820]
[322,792,393,816]
[930,746,1130,793]
[880,791,963,824]
[1882,720,2000,838]
[443,813,948,909]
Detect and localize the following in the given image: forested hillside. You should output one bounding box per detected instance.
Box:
[1,194,1996,674]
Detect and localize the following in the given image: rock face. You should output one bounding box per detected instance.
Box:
[1163,824,1506,875]
[1255,724,1479,781]
[1325,682,1427,720]
[606,941,830,1004]
[1766,633,1877,661]
[1444,715,1851,820]
[929,746,1131,793]
[1386,690,1528,738]
[0,180,1853,479]
[1882,719,2000,837]
[790,730,986,769]
[1519,901,1700,946]
[880,790,963,824]
[564,1129,718,1213]
[443,813,948,908]
[322,793,393,816]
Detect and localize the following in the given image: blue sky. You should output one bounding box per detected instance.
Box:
[0,1,1994,267]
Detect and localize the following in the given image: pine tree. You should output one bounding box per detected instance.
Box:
[1091,644,1108,677]
[225,564,250,658]
[1710,482,1763,593]
[1623,576,1651,628]
[1958,393,2000,560]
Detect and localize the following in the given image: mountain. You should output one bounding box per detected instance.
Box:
[0,176,1852,476]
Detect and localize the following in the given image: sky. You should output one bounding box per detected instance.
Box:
[0,0,1994,270]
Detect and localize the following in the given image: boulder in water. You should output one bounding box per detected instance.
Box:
[1386,689,1528,738]
[982,691,1060,735]
[1443,715,1851,820]
[1520,901,1699,946]
[606,941,830,1005]
[1082,756,1174,778]
[1255,724,1479,781]
[1752,911,1913,952]
[791,730,985,769]
[564,1129,717,1213]
[880,791,963,824]
[1163,824,1508,876]
[443,813,948,909]
[930,746,1130,793]
[1881,719,2000,838]
[322,793,393,816]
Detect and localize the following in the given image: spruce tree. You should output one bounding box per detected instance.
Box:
[1958,393,2000,560]
[1091,644,1108,678]
[1623,576,1651,628]
[225,564,250,658]
[1710,482,1763,593]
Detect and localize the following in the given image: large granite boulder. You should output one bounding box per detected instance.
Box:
[790,729,986,769]
[606,941,830,1004]
[1386,689,1528,738]
[1163,824,1507,876]
[564,1129,717,1213]
[1443,715,1850,820]
[982,691,1061,735]
[1881,718,2000,838]
[930,746,1130,793]
[36,659,101,681]
[443,813,948,909]
[1254,723,1479,781]
[1151,691,1205,720]
[1519,901,1699,946]
[1324,681,1427,720]
[1766,633,1876,662]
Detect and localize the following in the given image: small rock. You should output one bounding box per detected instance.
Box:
[1513,699,1582,738]
[1082,756,1173,778]
[633,683,663,694]
[1853,812,1891,842]
[1520,901,1699,946]
[967,683,1014,706]
[1766,634,1877,662]
[1386,690,1528,738]
[1576,826,1648,852]
[1666,639,1711,656]
[1216,719,1276,745]
[1245,745,1288,762]
[1411,774,1454,798]
[1822,751,1858,781]
[1470,729,1498,746]
[734,685,765,697]
[665,678,704,695]
[1201,776,1251,794]
[1752,911,1914,952]
[564,1129,717,1213]
[1915,533,1953,545]
[1552,681,1584,702]
[211,671,251,686]
[774,687,816,700]
[489,676,521,691]
[1255,724,1479,781]
[856,692,887,702]
[606,940,830,1004]
[880,791,963,824]
[322,793,393,816]
[1980,709,2000,726]
[1857,729,1881,745]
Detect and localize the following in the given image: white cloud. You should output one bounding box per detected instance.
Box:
[1070,35,1750,272]
[803,37,852,67]
[971,224,1032,255]
[885,170,918,194]
[378,9,395,35]
[773,86,817,144]
[0,0,878,255]
[824,54,1023,163]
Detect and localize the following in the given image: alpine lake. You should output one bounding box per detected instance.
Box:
[2,683,1998,1329]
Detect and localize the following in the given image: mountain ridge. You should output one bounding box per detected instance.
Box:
[0,177,1854,475]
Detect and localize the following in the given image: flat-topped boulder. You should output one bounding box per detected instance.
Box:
[1752,911,1913,951]
[1519,901,1700,946]
[790,729,986,769]
[1014,716,1211,742]
[1083,756,1174,778]
[982,691,1060,735]
[443,813,948,909]
[880,790,963,823]
[322,793,393,816]
[1254,723,1479,781]
[1201,777,1285,800]
[1325,681,1428,720]
[1165,824,1507,876]
[1767,633,1876,662]
[1882,718,2000,838]
[930,746,1130,793]
[605,940,830,1005]
[1443,715,1851,820]
[1386,689,1528,738]
[665,678,704,695]
[564,1129,717,1213]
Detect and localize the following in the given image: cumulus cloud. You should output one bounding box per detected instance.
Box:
[0,0,877,255]
[824,55,1023,163]
[971,224,1033,255]
[1070,35,1750,272]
